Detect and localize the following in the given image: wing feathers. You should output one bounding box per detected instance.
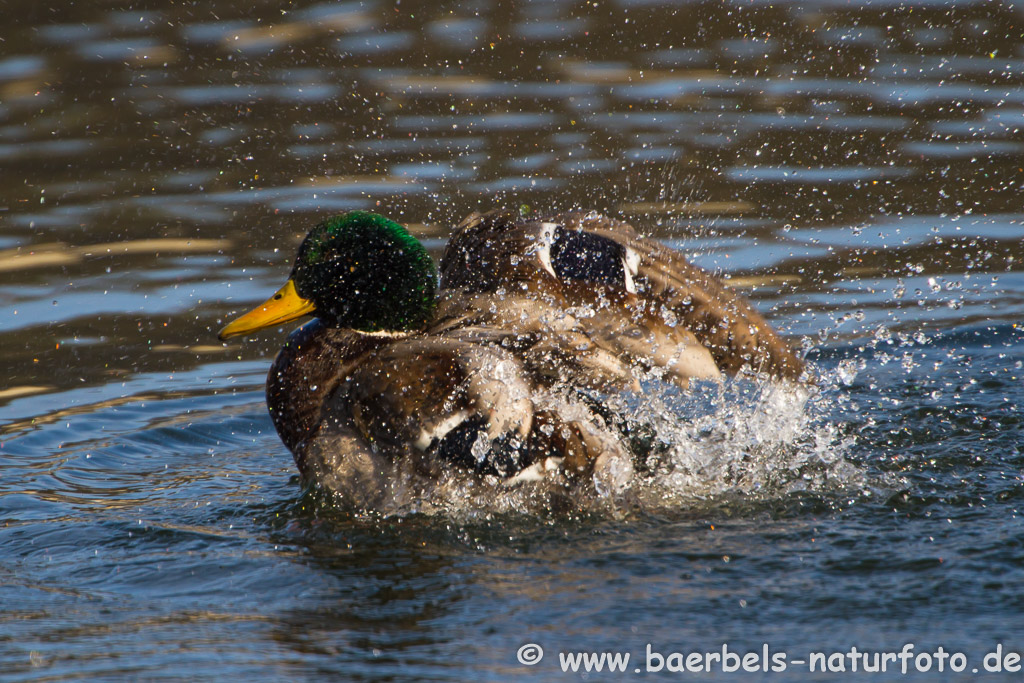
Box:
[440,209,803,381]
[289,209,804,495]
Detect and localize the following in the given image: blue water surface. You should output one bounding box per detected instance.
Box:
[2,0,1024,679]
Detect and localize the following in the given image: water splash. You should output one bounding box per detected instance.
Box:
[315,362,875,519]
[628,374,865,508]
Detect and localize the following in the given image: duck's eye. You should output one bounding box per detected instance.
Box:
[273,294,283,300]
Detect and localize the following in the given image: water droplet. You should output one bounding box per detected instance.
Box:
[837,359,859,386]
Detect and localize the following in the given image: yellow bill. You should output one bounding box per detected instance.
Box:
[218,279,316,340]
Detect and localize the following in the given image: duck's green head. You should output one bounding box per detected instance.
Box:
[218,211,437,340]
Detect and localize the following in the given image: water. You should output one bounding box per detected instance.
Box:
[2,0,1024,679]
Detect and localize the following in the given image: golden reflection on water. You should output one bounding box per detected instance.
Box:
[0,239,232,273]
[1,0,1022,411]
[0,4,1022,678]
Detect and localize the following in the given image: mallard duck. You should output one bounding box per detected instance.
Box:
[218,209,804,506]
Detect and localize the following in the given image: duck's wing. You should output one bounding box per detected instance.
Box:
[310,332,630,489]
[566,212,804,379]
[437,210,716,388]
[336,336,534,476]
[439,210,560,293]
[439,210,803,382]
[427,288,639,392]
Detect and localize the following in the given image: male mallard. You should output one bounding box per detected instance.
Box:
[218,210,803,506]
